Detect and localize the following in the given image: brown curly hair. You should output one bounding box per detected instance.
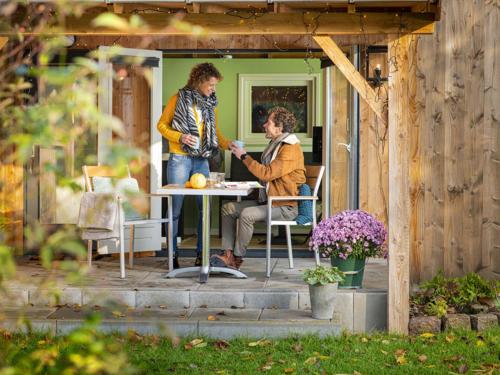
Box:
[186,63,223,89]
[268,107,297,133]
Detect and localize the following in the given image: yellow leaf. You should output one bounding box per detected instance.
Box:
[304,357,318,365]
[420,333,435,339]
[445,335,455,343]
[476,340,486,347]
[396,355,408,365]
[207,315,219,321]
[111,311,125,318]
[283,368,295,374]
[190,338,204,346]
[382,339,390,344]
[361,337,369,343]
[248,338,272,347]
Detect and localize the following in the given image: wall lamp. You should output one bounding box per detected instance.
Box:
[365,45,388,87]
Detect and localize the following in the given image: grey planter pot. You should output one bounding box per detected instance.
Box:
[309,283,339,320]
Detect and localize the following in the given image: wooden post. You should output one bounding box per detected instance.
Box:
[387,33,413,334]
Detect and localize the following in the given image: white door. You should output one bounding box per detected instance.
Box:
[97,46,163,253]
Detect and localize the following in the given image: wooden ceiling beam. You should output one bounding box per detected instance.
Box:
[6,12,435,36]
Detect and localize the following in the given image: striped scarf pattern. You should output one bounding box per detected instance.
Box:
[171,88,218,158]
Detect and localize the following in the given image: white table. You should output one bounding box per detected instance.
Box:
[154,184,255,283]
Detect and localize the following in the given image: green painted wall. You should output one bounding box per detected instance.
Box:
[162,58,323,236]
[162,58,323,142]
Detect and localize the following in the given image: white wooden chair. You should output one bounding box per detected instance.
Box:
[82,165,171,279]
[266,165,325,278]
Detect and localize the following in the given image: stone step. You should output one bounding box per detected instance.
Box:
[1,288,387,332]
[0,307,341,339]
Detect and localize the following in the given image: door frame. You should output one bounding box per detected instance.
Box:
[98,46,163,219]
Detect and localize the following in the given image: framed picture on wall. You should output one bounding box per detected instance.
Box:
[238,73,320,149]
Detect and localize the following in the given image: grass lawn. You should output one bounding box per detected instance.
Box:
[1,325,499,374]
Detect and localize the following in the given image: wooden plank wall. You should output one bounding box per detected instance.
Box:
[359,0,499,283]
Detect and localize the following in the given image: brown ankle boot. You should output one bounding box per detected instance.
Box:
[234,256,244,270]
[210,250,236,268]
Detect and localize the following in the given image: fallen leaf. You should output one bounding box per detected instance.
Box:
[395,349,406,356]
[216,311,227,316]
[292,343,303,353]
[283,368,295,374]
[185,338,206,349]
[445,335,455,343]
[304,356,317,366]
[249,339,272,347]
[361,337,369,343]
[278,359,286,364]
[159,305,167,309]
[353,371,362,375]
[458,364,468,374]
[381,350,388,355]
[476,340,486,348]
[396,355,407,365]
[382,339,390,345]
[199,304,208,308]
[419,333,435,339]
[207,315,219,321]
[418,354,427,363]
[111,311,125,318]
[214,340,229,350]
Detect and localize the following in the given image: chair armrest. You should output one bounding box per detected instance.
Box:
[268,196,318,202]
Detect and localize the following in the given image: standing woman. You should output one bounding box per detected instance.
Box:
[157,63,231,269]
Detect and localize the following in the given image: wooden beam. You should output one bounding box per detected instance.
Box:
[314,35,387,126]
[387,33,412,334]
[0,37,8,50]
[4,12,436,36]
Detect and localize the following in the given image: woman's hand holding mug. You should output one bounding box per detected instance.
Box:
[181,134,199,149]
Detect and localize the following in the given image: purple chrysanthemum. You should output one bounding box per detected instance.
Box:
[309,210,387,259]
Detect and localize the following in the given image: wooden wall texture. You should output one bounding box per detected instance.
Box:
[358,0,499,283]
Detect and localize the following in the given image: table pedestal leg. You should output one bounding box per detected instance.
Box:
[164,193,247,281]
[199,194,210,283]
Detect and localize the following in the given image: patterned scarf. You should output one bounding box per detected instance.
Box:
[258,132,290,203]
[171,87,218,158]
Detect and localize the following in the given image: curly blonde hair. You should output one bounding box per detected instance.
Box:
[186,63,223,89]
[268,107,297,133]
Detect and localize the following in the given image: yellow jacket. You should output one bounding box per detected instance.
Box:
[157,94,231,155]
[243,142,306,207]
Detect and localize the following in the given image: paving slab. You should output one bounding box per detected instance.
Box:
[82,289,136,307]
[46,306,192,320]
[136,290,190,309]
[244,291,299,309]
[56,319,198,336]
[353,291,388,332]
[260,309,315,321]
[198,320,341,339]
[190,290,245,308]
[189,308,261,321]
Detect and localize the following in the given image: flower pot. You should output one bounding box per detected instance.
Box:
[331,256,366,289]
[308,283,338,320]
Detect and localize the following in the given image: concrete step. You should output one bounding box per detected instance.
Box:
[0,307,341,339]
[1,288,387,332]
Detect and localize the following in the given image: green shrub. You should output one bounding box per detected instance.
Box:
[412,271,499,315]
[303,265,344,286]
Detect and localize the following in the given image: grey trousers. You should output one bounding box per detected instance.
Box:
[221,200,298,257]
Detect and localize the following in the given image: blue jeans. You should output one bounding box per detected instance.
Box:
[167,154,209,256]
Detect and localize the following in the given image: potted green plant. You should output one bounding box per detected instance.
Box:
[303,265,344,320]
[309,210,387,288]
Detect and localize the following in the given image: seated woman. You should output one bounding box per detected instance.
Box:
[211,107,306,269]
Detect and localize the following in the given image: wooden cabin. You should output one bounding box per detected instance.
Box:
[0,0,498,333]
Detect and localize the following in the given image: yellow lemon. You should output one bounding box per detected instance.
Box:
[190,173,207,189]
